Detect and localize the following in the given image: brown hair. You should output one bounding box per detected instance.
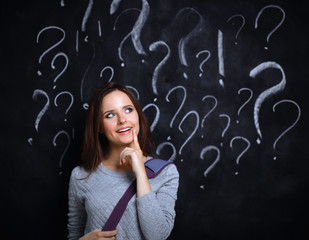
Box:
[81,82,154,174]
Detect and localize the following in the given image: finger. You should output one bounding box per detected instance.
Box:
[132,128,140,149]
[98,229,118,237]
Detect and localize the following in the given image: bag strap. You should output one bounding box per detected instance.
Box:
[101,159,172,231]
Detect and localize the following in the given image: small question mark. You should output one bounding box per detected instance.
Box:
[142,103,160,132]
[195,50,211,78]
[32,89,50,132]
[226,14,245,45]
[149,41,171,96]
[272,99,301,160]
[178,110,200,155]
[201,95,218,129]
[156,142,177,162]
[230,136,250,175]
[53,130,71,175]
[236,88,253,124]
[51,52,69,89]
[249,61,286,144]
[54,91,74,122]
[219,114,230,146]
[255,5,285,50]
[200,145,220,190]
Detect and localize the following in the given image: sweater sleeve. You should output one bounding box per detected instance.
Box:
[67,168,87,240]
[136,164,179,240]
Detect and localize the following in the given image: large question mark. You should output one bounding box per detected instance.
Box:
[178,110,199,155]
[142,103,160,132]
[51,52,69,89]
[230,136,251,175]
[272,100,301,159]
[165,86,187,128]
[36,26,65,68]
[111,0,149,60]
[149,41,171,96]
[249,61,286,143]
[54,91,74,122]
[32,89,50,132]
[201,95,218,128]
[226,14,245,45]
[53,130,71,175]
[218,114,231,146]
[156,142,177,162]
[81,0,94,32]
[255,5,285,50]
[217,30,225,87]
[236,88,253,124]
[177,7,203,67]
[195,50,211,78]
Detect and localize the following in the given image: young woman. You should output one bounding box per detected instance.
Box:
[68,82,179,240]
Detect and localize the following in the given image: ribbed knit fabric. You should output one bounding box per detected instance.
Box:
[67,158,179,240]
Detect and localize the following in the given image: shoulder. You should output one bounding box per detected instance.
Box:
[70,165,90,181]
[147,158,179,180]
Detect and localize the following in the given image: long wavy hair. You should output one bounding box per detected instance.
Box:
[81,82,154,175]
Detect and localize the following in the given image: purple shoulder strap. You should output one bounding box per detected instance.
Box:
[101,159,172,231]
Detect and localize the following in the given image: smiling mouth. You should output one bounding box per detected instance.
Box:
[116,127,132,134]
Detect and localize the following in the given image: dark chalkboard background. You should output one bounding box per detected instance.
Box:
[2,0,309,239]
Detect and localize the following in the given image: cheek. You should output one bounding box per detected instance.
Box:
[101,120,115,135]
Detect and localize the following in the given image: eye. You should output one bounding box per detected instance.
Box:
[105,112,115,119]
[125,107,133,113]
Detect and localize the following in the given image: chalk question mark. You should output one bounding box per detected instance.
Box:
[226,14,245,45]
[196,50,211,78]
[54,91,74,122]
[156,142,177,162]
[51,52,69,89]
[53,130,71,175]
[272,99,301,159]
[236,88,253,124]
[255,5,285,50]
[219,114,231,146]
[230,136,250,175]
[32,89,50,132]
[249,61,286,143]
[217,30,225,87]
[149,41,171,96]
[142,103,160,132]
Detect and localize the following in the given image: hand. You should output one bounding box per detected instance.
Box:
[119,128,145,176]
[79,229,118,240]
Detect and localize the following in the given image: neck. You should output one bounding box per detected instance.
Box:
[102,145,131,171]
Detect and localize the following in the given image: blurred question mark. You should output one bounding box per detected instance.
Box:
[199,145,220,190]
[219,114,230,146]
[236,88,253,124]
[51,52,69,89]
[226,14,245,45]
[230,136,250,175]
[156,142,177,162]
[54,91,74,122]
[81,0,94,32]
[178,110,200,155]
[255,5,285,50]
[272,100,301,160]
[53,130,71,175]
[142,103,160,132]
[195,50,211,78]
[149,41,171,96]
[32,89,50,132]
[217,30,225,87]
[100,66,114,82]
[249,61,286,144]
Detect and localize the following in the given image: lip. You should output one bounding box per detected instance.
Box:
[116,126,133,134]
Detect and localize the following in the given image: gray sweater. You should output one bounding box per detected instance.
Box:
[67,158,179,240]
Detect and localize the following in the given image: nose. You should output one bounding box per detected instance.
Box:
[118,113,126,124]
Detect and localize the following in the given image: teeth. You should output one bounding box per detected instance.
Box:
[118,127,131,133]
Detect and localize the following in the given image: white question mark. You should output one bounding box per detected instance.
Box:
[156,142,177,162]
[166,86,187,128]
[200,145,221,180]
[54,91,74,122]
[53,130,71,175]
[32,89,50,132]
[100,66,114,82]
[255,5,285,50]
[249,61,286,143]
[230,136,251,175]
[177,7,203,67]
[51,52,69,89]
[217,30,224,87]
[81,0,94,32]
[201,95,218,128]
[195,50,211,78]
[272,100,301,159]
[149,41,171,96]
[219,114,231,146]
[236,88,253,124]
[142,103,160,132]
[178,110,200,155]
[226,14,245,45]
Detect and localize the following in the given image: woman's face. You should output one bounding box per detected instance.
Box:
[100,90,140,148]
